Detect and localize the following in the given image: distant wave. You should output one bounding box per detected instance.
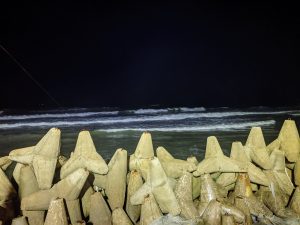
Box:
[115,110,298,123]
[133,107,206,114]
[291,113,300,116]
[97,120,276,132]
[0,108,297,129]
[0,111,118,121]
[178,107,206,112]
[133,108,169,114]
[0,110,277,129]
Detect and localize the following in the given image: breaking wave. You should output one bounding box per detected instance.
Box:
[0,115,276,130]
[178,107,206,112]
[0,106,297,130]
[133,107,206,114]
[133,108,169,114]
[97,120,276,132]
[0,111,118,121]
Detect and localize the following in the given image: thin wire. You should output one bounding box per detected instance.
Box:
[0,44,61,106]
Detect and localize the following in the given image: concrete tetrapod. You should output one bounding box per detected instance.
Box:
[197,174,245,225]
[60,130,108,179]
[244,127,273,170]
[105,148,127,210]
[13,163,24,186]
[187,157,201,200]
[11,216,28,225]
[19,166,44,225]
[193,136,246,176]
[198,174,224,208]
[0,168,16,202]
[269,149,294,196]
[174,172,200,221]
[18,166,39,199]
[44,198,68,225]
[221,215,235,225]
[81,182,94,218]
[201,200,222,225]
[112,208,133,225]
[140,194,162,225]
[21,168,89,211]
[129,132,154,180]
[277,119,300,162]
[9,128,61,189]
[149,157,181,215]
[289,187,300,215]
[66,199,82,225]
[156,147,196,178]
[93,173,107,190]
[216,173,237,190]
[126,170,143,223]
[231,173,290,224]
[256,172,296,218]
[295,159,300,186]
[130,157,181,215]
[130,182,152,206]
[217,142,270,187]
[89,192,112,225]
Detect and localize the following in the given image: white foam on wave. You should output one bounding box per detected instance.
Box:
[0,111,119,121]
[133,107,206,114]
[0,112,276,129]
[133,108,169,114]
[97,120,276,132]
[291,113,300,116]
[117,110,297,123]
[178,107,206,112]
[0,108,297,129]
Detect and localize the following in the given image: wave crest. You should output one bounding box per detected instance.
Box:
[96,120,276,132]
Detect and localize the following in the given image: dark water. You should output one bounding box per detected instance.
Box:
[0,106,299,161]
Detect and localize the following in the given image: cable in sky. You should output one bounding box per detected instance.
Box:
[0,44,61,106]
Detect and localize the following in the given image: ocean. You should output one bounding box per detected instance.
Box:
[0,106,299,161]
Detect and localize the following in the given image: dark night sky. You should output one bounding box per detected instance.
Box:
[1,1,300,109]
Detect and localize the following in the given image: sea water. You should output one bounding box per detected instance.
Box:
[0,106,299,161]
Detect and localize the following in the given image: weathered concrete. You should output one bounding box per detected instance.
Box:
[278,119,300,162]
[245,127,272,170]
[230,141,269,186]
[60,130,108,179]
[89,192,112,225]
[19,165,45,225]
[0,168,16,201]
[149,157,181,215]
[44,198,68,225]
[129,132,154,180]
[174,172,200,220]
[106,148,127,210]
[140,194,162,225]
[21,168,89,210]
[11,216,28,225]
[126,170,143,223]
[112,208,133,225]
[156,147,196,178]
[9,128,61,189]
[193,136,246,176]
[66,199,82,225]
